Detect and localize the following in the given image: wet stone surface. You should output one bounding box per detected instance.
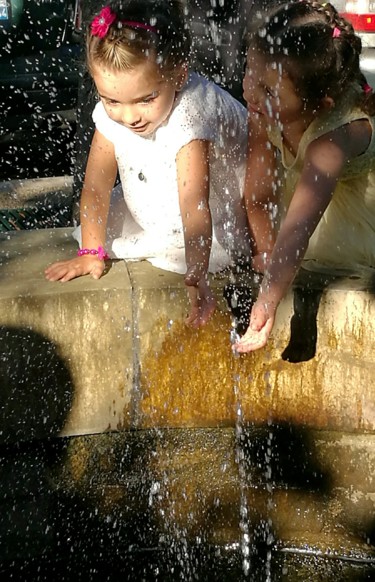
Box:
[0,429,374,581]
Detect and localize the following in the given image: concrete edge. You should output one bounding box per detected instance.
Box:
[0,176,74,209]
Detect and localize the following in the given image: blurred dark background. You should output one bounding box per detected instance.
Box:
[0,0,279,192]
[0,0,82,182]
[1,0,374,193]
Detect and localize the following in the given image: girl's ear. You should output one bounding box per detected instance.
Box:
[175,63,188,90]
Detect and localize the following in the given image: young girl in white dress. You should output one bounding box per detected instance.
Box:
[45,0,251,327]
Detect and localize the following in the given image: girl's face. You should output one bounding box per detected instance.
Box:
[92,60,186,136]
[243,49,306,127]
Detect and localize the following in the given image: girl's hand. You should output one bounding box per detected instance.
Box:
[184,266,216,328]
[45,256,106,282]
[234,298,276,353]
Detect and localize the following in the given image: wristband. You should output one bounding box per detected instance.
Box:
[77,246,109,260]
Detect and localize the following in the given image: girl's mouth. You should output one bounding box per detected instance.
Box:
[131,123,149,133]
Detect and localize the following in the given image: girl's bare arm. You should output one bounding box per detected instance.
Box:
[235,117,371,352]
[244,113,279,272]
[258,118,371,308]
[176,139,212,279]
[176,139,216,326]
[45,130,118,282]
[80,129,118,249]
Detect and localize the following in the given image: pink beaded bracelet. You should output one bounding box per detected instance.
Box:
[77,246,110,260]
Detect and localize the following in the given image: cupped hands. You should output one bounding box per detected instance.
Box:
[234,299,275,353]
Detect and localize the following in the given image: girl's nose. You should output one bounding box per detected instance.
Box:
[121,106,141,127]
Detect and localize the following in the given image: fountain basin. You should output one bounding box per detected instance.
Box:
[0,227,374,577]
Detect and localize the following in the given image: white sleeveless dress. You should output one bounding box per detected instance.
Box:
[76,72,249,274]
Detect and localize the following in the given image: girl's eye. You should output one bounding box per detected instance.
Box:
[141,91,159,104]
[105,99,118,106]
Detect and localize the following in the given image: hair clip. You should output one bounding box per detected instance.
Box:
[121,20,157,33]
[333,27,341,38]
[364,83,373,94]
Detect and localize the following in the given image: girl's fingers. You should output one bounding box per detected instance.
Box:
[90,263,105,280]
[45,263,71,281]
[186,298,216,328]
[234,330,268,352]
[45,257,105,282]
[185,281,216,328]
[234,316,274,353]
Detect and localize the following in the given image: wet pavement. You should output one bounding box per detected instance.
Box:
[1,430,374,581]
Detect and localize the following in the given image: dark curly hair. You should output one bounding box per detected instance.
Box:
[249,0,375,115]
[86,0,190,76]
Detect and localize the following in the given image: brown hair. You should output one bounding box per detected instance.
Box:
[249,0,375,115]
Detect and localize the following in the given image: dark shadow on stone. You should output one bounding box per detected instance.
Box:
[241,421,332,493]
[281,286,323,363]
[0,432,162,580]
[363,270,375,295]
[223,283,254,336]
[282,267,345,363]
[0,325,74,444]
[223,259,258,335]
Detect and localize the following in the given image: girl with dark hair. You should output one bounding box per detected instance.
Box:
[235,0,375,353]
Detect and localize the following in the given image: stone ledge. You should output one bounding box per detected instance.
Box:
[0,175,73,210]
[1,227,375,442]
[0,228,133,442]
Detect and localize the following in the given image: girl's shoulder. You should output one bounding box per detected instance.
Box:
[302,102,375,163]
[308,84,373,141]
[297,103,375,176]
[181,72,241,100]
[92,100,110,130]
[164,72,247,150]
[174,72,247,123]
[266,94,375,170]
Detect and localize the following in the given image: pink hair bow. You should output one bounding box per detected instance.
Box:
[332,27,341,38]
[91,5,157,38]
[91,6,116,38]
